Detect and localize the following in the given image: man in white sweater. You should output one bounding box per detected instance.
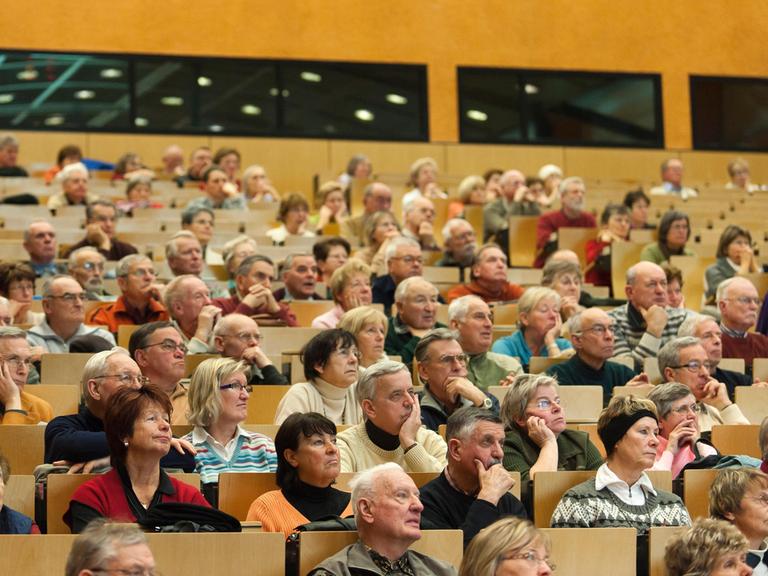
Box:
[337,360,447,472]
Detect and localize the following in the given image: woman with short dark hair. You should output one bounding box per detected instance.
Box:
[64,384,209,533]
[623,189,654,230]
[585,203,631,290]
[640,210,695,265]
[704,225,759,302]
[246,412,352,537]
[273,329,362,425]
[267,193,315,244]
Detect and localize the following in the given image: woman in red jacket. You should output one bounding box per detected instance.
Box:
[585,203,631,292]
[65,383,209,533]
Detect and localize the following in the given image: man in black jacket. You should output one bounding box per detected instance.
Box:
[419,406,526,548]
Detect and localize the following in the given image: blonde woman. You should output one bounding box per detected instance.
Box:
[448,175,487,219]
[355,210,401,276]
[312,260,372,329]
[665,518,752,576]
[338,306,389,369]
[313,181,349,232]
[402,157,446,206]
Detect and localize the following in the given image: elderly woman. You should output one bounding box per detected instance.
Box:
[213,147,241,188]
[65,520,155,576]
[501,374,602,482]
[647,382,719,479]
[663,264,686,308]
[181,205,220,264]
[726,158,760,193]
[242,164,279,203]
[116,177,163,216]
[640,210,695,265]
[274,329,362,426]
[355,210,401,276]
[665,518,752,576]
[585,203,631,290]
[0,262,44,325]
[246,412,352,537]
[623,189,654,230]
[64,384,209,533]
[267,193,315,244]
[183,358,276,485]
[0,450,39,533]
[710,468,768,566]
[402,157,446,206]
[459,517,553,576]
[338,153,372,188]
[313,237,351,285]
[551,395,690,532]
[491,287,573,371]
[312,260,372,329]
[541,259,585,321]
[339,306,388,369]
[448,175,487,219]
[313,181,349,232]
[537,164,563,208]
[705,225,759,302]
[48,162,99,211]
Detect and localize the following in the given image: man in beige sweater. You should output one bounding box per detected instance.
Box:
[337,360,447,473]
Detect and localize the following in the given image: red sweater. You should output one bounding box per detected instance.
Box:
[721,331,768,371]
[446,280,524,304]
[534,210,597,268]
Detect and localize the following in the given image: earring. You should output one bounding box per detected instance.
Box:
[124,441,129,447]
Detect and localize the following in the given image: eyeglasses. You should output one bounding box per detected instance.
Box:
[91,568,160,576]
[0,316,12,325]
[223,332,262,343]
[729,296,761,306]
[747,494,768,507]
[390,256,424,265]
[504,550,557,571]
[95,373,150,386]
[669,402,703,416]
[532,397,561,410]
[670,360,715,373]
[219,383,253,394]
[80,262,104,271]
[128,268,156,278]
[140,339,188,354]
[333,347,361,360]
[576,324,615,336]
[432,353,468,365]
[49,292,86,302]
[1,355,32,369]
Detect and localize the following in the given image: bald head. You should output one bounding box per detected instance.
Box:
[625,262,668,309]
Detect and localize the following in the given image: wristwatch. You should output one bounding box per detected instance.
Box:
[481,396,493,409]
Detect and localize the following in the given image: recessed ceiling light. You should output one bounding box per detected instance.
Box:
[161,96,184,106]
[209,124,223,133]
[74,90,95,100]
[241,104,261,116]
[135,117,149,127]
[100,68,122,79]
[386,93,408,105]
[282,89,290,97]
[197,76,212,87]
[300,71,322,83]
[0,94,14,104]
[17,69,38,81]
[44,115,65,126]
[269,87,279,97]
[355,109,374,122]
[466,109,488,122]
[524,83,539,95]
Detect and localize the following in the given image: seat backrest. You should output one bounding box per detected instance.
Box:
[719,358,745,374]
[711,424,761,458]
[533,470,597,528]
[558,385,603,423]
[27,384,80,417]
[575,423,606,458]
[217,472,279,521]
[334,471,442,493]
[288,301,337,327]
[507,216,539,267]
[299,530,463,576]
[0,533,75,575]
[541,527,637,575]
[643,357,662,385]
[558,227,597,269]
[648,526,688,576]
[6,474,35,518]
[184,353,221,378]
[612,384,654,399]
[117,323,142,349]
[683,468,720,520]
[735,387,768,424]
[245,385,291,424]
[611,241,644,300]
[47,472,200,534]
[753,358,768,382]
[493,303,519,326]
[40,353,94,385]
[0,425,45,474]
[260,327,321,355]
[529,356,568,374]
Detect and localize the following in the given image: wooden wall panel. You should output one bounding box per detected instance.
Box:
[443,144,565,179]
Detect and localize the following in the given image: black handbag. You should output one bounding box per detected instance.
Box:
[138,502,242,533]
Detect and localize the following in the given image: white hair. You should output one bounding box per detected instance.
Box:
[448,294,485,323]
[394,276,435,304]
[441,218,469,242]
[538,164,563,180]
[349,462,404,517]
[677,313,714,338]
[384,236,420,267]
[57,162,89,183]
[558,176,585,196]
[81,347,131,401]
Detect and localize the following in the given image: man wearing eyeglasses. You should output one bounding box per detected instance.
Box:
[27,275,115,354]
[212,314,287,385]
[547,308,648,405]
[130,322,190,424]
[372,236,424,315]
[67,247,112,301]
[718,277,768,375]
[436,219,477,269]
[63,200,138,261]
[414,328,498,432]
[45,347,194,471]
[211,255,297,327]
[446,244,524,304]
[658,336,749,434]
[86,255,169,334]
[0,327,52,425]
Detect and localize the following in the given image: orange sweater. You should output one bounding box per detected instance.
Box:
[246,489,353,538]
[1,391,54,425]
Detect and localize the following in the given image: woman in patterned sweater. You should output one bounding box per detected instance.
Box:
[551,395,690,533]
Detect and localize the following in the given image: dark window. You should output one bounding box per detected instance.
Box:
[0,50,428,141]
[691,76,768,151]
[458,68,663,147]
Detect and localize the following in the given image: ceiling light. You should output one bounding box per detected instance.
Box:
[100,68,122,79]
[161,96,184,106]
[282,89,290,97]
[300,71,322,83]
[355,109,374,122]
[524,83,539,95]
[0,94,14,104]
[74,90,95,100]
[209,124,223,132]
[135,117,149,127]
[17,69,38,81]
[241,104,261,116]
[197,76,212,87]
[386,93,408,105]
[466,109,488,122]
[44,115,65,126]
[269,87,279,96]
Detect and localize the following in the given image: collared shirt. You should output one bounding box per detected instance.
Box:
[721,322,747,339]
[746,542,768,576]
[365,546,415,576]
[595,463,656,506]
[191,425,251,463]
